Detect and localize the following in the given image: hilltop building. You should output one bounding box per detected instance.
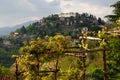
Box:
[59,12,76,17]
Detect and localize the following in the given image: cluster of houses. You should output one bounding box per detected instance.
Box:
[39,12,99,27]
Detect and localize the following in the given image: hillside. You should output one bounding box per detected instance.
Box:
[0,20,37,37]
[0,12,105,67]
[0,12,120,80]
[11,12,104,39]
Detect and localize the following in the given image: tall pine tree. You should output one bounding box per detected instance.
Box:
[105,1,120,22]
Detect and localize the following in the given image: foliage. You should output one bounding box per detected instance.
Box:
[105,1,120,23]
[18,35,69,80]
[1,11,120,80]
[98,30,120,79]
[116,19,120,26]
[59,68,81,80]
[92,68,103,80]
[106,36,120,79]
[18,38,47,80]
[0,45,18,67]
[0,65,12,75]
[0,12,103,67]
[45,35,69,55]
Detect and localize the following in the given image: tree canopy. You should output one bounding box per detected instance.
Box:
[105,1,120,22]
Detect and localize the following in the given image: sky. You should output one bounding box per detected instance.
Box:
[0,0,119,28]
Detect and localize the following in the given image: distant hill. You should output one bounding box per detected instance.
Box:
[12,12,104,39]
[0,12,105,67]
[0,20,37,37]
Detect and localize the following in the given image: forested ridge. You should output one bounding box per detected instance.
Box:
[0,12,103,67]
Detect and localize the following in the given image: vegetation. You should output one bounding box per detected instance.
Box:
[105,1,120,23]
[0,12,103,67]
[0,1,120,79]
[8,30,119,80]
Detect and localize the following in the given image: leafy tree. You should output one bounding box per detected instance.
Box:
[105,1,120,22]
[0,65,12,75]
[98,30,120,79]
[45,20,51,27]
[18,38,46,80]
[92,68,103,80]
[17,35,69,80]
[106,36,120,79]
[45,35,69,55]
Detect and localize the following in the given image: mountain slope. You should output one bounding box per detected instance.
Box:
[0,12,105,67]
[0,20,37,37]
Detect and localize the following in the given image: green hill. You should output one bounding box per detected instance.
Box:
[0,12,104,67]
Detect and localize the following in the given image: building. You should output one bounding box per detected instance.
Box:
[59,12,76,18]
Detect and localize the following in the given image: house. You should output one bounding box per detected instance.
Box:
[59,12,76,18]
[3,41,11,46]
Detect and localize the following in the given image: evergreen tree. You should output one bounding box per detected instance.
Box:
[105,1,120,22]
[20,26,26,34]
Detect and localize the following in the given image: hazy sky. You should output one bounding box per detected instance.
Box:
[0,0,118,27]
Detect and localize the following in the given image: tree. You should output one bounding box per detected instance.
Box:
[98,17,105,25]
[17,35,69,80]
[98,30,120,79]
[20,26,27,34]
[18,38,47,80]
[0,65,12,75]
[105,1,120,22]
